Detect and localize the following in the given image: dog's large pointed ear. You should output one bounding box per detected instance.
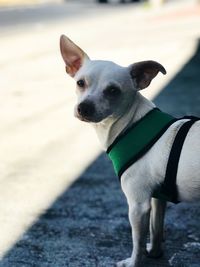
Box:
[129,60,166,90]
[60,35,90,77]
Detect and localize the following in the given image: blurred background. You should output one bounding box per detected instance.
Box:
[0,0,200,266]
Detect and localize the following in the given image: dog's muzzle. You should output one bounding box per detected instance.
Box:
[77,100,95,121]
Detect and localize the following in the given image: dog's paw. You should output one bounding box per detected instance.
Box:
[146,247,163,259]
[146,242,164,258]
[116,258,134,267]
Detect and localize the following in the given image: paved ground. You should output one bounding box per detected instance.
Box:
[0,0,200,266]
[0,0,109,29]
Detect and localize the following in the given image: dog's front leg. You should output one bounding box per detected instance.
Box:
[148,198,166,258]
[117,201,151,267]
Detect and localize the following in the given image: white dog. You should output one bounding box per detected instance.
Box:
[60,35,200,267]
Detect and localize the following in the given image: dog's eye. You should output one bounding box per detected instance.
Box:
[77,79,85,88]
[103,85,121,98]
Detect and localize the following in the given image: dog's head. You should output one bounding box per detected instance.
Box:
[60,35,166,123]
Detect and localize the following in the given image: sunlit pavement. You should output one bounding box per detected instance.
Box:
[0,0,200,266]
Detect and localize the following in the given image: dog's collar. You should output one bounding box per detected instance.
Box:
[106,108,176,178]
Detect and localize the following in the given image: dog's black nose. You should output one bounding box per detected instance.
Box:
[77,101,95,118]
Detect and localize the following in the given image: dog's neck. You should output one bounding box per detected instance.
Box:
[93,92,155,150]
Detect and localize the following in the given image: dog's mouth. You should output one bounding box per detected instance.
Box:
[75,113,103,123]
[74,109,94,123]
[75,113,91,122]
[74,108,104,123]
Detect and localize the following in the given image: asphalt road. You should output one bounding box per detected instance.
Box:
[0,0,200,266]
[0,0,130,31]
[0,2,84,28]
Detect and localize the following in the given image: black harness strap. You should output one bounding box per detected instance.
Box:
[158,117,199,203]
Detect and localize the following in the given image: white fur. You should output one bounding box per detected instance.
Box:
[60,35,200,267]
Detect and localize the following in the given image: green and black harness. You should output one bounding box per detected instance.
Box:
[107,108,199,203]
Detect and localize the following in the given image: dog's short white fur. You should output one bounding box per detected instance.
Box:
[60,35,200,267]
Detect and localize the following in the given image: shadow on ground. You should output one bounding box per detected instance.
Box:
[1,40,200,267]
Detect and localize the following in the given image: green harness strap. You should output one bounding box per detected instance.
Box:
[107,108,176,178]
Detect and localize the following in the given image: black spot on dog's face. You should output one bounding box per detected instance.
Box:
[103,84,122,100]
